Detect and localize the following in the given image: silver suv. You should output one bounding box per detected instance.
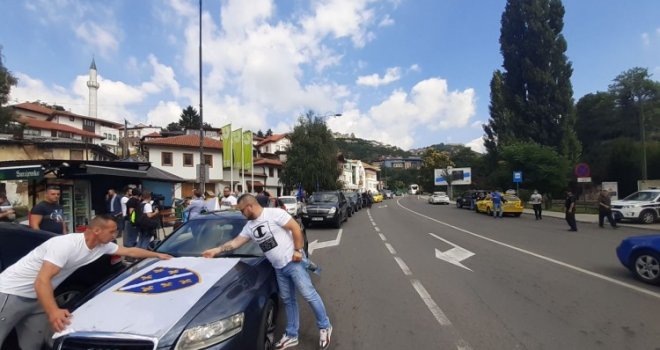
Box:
[611,189,660,224]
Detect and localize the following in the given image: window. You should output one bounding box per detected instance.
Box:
[23,128,40,136]
[113,134,117,140]
[162,152,173,166]
[269,168,274,177]
[183,153,193,167]
[69,116,75,121]
[82,119,95,132]
[204,154,213,167]
[70,150,84,160]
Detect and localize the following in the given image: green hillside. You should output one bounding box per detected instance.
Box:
[334,137,412,163]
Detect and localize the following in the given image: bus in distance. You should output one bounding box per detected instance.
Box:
[409,184,419,195]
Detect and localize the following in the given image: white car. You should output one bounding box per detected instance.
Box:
[428,191,450,205]
[611,189,660,224]
[279,196,302,216]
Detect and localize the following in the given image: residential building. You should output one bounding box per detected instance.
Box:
[257,134,290,162]
[363,162,381,193]
[375,156,422,169]
[338,158,366,192]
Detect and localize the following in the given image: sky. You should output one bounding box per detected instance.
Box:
[2,0,659,153]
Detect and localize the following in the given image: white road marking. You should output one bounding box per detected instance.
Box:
[429,233,475,271]
[374,226,380,231]
[411,279,451,326]
[307,229,343,256]
[378,233,387,241]
[394,256,412,275]
[397,199,660,300]
[385,243,397,255]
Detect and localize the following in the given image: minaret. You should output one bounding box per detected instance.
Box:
[86,58,100,119]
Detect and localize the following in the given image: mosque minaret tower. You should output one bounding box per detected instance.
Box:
[86,58,100,119]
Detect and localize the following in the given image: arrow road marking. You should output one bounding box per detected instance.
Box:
[308,229,342,256]
[429,232,475,271]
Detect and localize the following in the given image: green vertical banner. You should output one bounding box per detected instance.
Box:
[232,128,242,169]
[221,124,231,168]
[243,130,253,171]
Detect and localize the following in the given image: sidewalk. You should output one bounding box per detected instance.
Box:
[522,208,660,231]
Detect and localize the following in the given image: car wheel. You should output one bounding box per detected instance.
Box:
[638,210,657,224]
[486,207,492,216]
[55,285,84,308]
[256,298,277,350]
[348,207,353,217]
[631,250,660,285]
[456,201,462,208]
[513,213,522,217]
[334,216,342,228]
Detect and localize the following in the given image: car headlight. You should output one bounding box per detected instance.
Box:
[623,205,636,209]
[328,207,337,214]
[175,313,244,350]
[302,206,307,213]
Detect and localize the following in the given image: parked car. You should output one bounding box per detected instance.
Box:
[428,191,450,205]
[611,189,660,224]
[0,222,125,350]
[343,191,360,216]
[278,195,302,216]
[302,191,349,228]
[382,189,394,199]
[53,211,281,350]
[455,190,490,210]
[616,234,660,285]
[372,192,384,203]
[476,193,524,217]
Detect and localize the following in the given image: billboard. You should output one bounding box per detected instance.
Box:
[434,167,472,186]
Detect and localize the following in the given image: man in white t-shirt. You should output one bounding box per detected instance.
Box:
[0,214,171,350]
[202,194,332,350]
[219,186,237,210]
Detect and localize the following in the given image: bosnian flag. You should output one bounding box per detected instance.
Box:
[54,257,240,338]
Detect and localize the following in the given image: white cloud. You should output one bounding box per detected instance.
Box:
[465,137,485,154]
[356,67,401,87]
[327,77,476,149]
[408,64,421,73]
[146,101,182,126]
[75,22,120,58]
[379,15,395,27]
[642,32,651,47]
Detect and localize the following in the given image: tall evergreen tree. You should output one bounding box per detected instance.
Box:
[483,70,512,155]
[0,48,17,128]
[280,111,341,193]
[494,0,579,158]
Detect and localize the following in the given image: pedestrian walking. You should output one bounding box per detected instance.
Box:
[30,185,67,235]
[184,190,205,220]
[106,188,122,237]
[565,190,577,231]
[203,194,333,350]
[124,188,141,247]
[0,214,171,350]
[598,189,618,228]
[530,190,543,220]
[491,190,503,218]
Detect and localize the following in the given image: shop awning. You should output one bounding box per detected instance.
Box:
[0,165,43,180]
[84,164,148,178]
[247,180,264,187]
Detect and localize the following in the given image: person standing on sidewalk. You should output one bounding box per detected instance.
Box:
[565,190,578,231]
[30,186,67,235]
[124,188,141,247]
[202,194,333,350]
[598,189,618,228]
[530,190,543,220]
[491,190,503,218]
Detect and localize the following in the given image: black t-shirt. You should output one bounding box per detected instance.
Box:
[565,195,576,213]
[30,201,65,234]
[126,197,140,220]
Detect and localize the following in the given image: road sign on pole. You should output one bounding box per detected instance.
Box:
[513,171,523,183]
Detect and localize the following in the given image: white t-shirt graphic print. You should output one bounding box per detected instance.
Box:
[239,208,294,269]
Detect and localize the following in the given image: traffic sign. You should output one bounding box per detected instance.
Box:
[577,177,592,183]
[513,171,523,183]
[575,163,590,177]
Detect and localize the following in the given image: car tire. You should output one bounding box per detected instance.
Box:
[513,213,522,217]
[638,210,657,224]
[631,250,660,285]
[256,298,277,350]
[486,207,492,216]
[334,216,342,228]
[456,201,462,208]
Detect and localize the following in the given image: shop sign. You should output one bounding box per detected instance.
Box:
[0,165,43,180]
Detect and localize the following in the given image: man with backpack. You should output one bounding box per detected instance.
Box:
[135,191,160,249]
[124,188,141,247]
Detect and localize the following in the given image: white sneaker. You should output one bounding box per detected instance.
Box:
[319,325,333,349]
[275,334,299,349]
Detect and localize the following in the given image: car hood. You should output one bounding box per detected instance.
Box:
[612,200,649,206]
[306,203,338,209]
[621,234,660,244]
[53,257,241,339]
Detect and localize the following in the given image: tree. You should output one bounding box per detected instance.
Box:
[419,148,453,192]
[483,70,513,155]
[495,0,579,157]
[280,111,341,193]
[256,130,264,138]
[0,47,17,128]
[165,122,182,132]
[164,106,212,131]
[265,128,273,136]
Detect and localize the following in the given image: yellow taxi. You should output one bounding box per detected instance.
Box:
[475,192,524,217]
[372,192,384,203]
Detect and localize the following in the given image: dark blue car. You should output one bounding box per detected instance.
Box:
[53,211,280,350]
[616,234,660,285]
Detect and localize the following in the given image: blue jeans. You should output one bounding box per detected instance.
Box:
[123,220,139,247]
[275,260,330,338]
[493,203,502,217]
[137,229,153,249]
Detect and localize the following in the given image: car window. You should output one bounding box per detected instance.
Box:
[622,191,658,201]
[156,217,262,257]
[310,193,338,203]
[280,197,297,204]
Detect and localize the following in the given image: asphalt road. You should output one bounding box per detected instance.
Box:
[292,195,660,350]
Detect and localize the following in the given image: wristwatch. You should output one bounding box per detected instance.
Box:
[295,248,304,254]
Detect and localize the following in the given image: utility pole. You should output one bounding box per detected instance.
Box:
[197,0,205,190]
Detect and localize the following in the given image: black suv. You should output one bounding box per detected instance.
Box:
[302,191,349,228]
[455,190,490,210]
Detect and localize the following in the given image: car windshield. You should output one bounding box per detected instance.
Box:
[156,217,263,257]
[310,193,338,203]
[433,192,446,196]
[279,197,297,204]
[622,191,659,202]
